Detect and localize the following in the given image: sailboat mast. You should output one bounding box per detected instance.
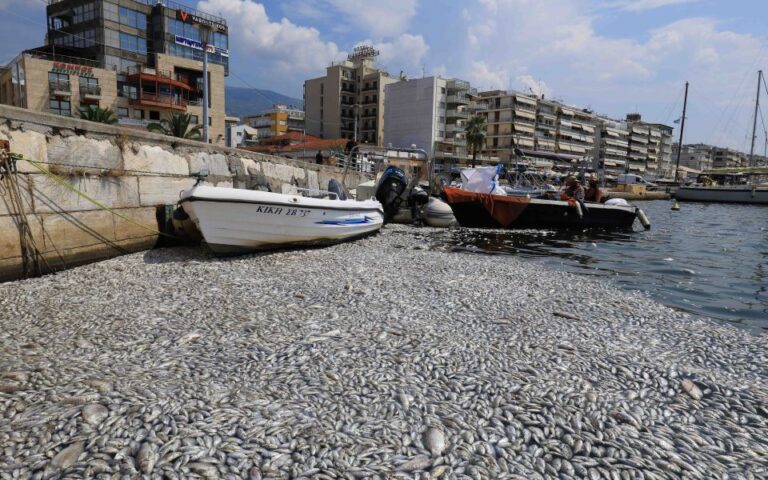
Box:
[749,70,762,167]
[674,81,689,183]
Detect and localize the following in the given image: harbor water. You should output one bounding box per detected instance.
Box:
[407,201,768,332]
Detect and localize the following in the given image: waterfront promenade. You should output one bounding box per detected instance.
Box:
[0,225,766,478]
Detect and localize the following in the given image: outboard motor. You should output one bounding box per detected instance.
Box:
[407,184,429,224]
[375,166,408,222]
[327,178,347,200]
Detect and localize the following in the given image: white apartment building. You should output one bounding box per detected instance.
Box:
[383,76,474,165]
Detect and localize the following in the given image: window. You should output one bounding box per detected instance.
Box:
[48,72,69,91]
[119,7,147,30]
[149,111,160,121]
[49,98,71,116]
[208,117,212,126]
[104,2,119,22]
[117,107,129,118]
[52,29,96,48]
[120,33,147,54]
[79,77,99,95]
[167,18,200,41]
[133,109,144,120]
[105,29,120,49]
[211,32,228,49]
[72,2,97,24]
[79,103,91,116]
[190,115,199,124]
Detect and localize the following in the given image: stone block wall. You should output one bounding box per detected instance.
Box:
[0,105,371,282]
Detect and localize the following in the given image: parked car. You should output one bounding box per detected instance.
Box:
[617,173,658,189]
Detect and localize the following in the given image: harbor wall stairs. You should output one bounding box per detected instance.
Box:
[0,105,371,282]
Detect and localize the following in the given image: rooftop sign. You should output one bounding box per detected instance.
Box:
[51,62,94,78]
[176,9,227,33]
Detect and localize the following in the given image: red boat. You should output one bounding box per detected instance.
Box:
[442,187,650,230]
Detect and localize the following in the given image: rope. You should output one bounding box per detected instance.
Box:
[23,158,194,178]
[13,155,179,240]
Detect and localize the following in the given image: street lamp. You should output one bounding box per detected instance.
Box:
[200,26,211,144]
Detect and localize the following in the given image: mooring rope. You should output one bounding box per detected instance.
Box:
[12,155,179,240]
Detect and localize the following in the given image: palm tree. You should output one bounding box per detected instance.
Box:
[464,115,487,168]
[147,113,203,140]
[79,106,118,125]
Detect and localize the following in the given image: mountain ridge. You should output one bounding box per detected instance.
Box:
[225,86,303,119]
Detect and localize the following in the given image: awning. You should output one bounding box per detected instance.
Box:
[560,107,575,116]
[520,149,584,162]
[514,124,535,134]
[515,109,536,120]
[515,95,537,106]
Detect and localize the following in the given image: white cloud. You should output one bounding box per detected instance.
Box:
[361,34,429,72]
[516,75,551,98]
[197,0,342,76]
[465,61,509,90]
[457,0,767,148]
[607,0,703,12]
[323,0,418,37]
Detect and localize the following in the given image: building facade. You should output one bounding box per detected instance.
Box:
[477,91,598,170]
[0,0,229,144]
[303,46,399,145]
[243,104,305,139]
[383,76,474,166]
[671,143,715,172]
[712,148,748,168]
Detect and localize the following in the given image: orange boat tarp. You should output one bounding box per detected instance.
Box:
[443,187,530,227]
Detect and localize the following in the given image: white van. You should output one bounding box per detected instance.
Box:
[617,174,657,188]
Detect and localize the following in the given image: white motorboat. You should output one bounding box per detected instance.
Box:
[675,184,768,204]
[180,185,384,254]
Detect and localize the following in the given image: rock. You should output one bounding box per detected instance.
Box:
[82,404,109,426]
[681,379,703,400]
[51,442,84,469]
[423,427,446,456]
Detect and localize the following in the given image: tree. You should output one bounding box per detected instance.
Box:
[79,106,118,125]
[147,113,203,140]
[464,115,487,168]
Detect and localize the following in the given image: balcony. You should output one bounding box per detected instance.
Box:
[49,80,71,97]
[446,94,469,104]
[79,84,101,101]
[446,110,469,120]
[130,93,187,111]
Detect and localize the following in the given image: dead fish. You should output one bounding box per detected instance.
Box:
[681,379,703,400]
[423,427,446,456]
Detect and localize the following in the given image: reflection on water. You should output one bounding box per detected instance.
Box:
[408,201,768,332]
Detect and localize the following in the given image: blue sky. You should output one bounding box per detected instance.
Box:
[2,0,768,151]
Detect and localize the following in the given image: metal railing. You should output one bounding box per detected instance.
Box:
[79,84,101,96]
[49,80,71,93]
[27,50,101,68]
[50,0,229,26]
[131,94,187,108]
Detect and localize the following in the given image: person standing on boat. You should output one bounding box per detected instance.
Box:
[315,150,324,165]
[585,175,603,203]
[562,176,585,202]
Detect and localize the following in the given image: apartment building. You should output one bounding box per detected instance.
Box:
[477,90,597,169]
[473,90,674,179]
[672,143,715,172]
[242,104,305,139]
[0,0,229,144]
[383,76,476,166]
[304,46,399,145]
[713,148,748,168]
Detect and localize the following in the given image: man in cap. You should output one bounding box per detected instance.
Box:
[561,176,585,202]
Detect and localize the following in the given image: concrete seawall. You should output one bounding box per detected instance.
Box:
[0,105,371,282]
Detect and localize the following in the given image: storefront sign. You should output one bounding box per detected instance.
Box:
[175,36,229,58]
[176,9,227,33]
[51,62,94,78]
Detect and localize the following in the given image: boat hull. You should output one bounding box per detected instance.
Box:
[675,186,768,204]
[180,186,384,254]
[443,188,640,230]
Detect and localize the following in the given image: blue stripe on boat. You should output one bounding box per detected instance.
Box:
[316,217,372,225]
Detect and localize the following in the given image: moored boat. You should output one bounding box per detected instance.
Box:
[442,187,650,230]
[675,184,768,204]
[180,185,384,254]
